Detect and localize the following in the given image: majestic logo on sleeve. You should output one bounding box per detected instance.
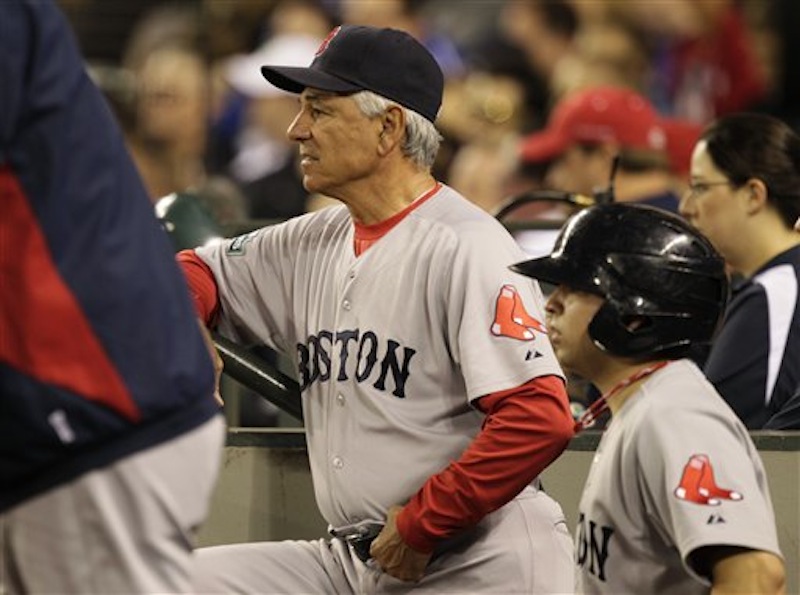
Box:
[674,454,743,505]
[491,284,547,341]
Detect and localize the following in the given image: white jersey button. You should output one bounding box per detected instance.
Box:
[342,299,351,310]
[332,456,344,469]
[336,393,345,406]
[348,271,356,279]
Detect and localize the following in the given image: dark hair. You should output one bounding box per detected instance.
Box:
[701,113,800,229]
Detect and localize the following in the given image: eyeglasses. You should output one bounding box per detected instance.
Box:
[685,180,734,198]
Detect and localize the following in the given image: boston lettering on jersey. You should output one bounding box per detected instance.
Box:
[297,329,416,398]
[576,512,614,582]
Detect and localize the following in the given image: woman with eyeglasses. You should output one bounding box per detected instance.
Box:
[679,112,800,428]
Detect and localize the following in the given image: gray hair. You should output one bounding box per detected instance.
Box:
[351,90,442,169]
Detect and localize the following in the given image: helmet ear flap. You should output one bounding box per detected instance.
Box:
[588,302,655,356]
[589,298,700,359]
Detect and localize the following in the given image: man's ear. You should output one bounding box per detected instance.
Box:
[377,105,405,155]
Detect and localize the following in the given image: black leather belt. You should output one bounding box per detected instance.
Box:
[330,520,385,563]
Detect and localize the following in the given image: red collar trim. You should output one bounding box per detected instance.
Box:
[353,182,441,247]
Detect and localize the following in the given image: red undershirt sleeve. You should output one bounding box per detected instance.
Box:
[176,249,219,326]
[396,374,574,553]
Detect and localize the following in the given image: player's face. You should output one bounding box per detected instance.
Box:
[680,140,747,266]
[287,89,384,198]
[544,284,606,379]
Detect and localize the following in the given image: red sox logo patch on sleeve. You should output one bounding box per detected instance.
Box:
[674,454,743,506]
[491,284,547,341]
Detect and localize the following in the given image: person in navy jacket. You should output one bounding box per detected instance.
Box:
[0,1,223,592]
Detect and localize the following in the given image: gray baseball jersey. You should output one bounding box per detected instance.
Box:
[576,359,782,594]
[195,184,564,528]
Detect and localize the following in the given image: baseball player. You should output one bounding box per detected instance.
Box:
[512,203,785,594]
[181,25,575,593]
[1,1,224,593]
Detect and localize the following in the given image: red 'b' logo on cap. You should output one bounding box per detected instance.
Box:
[316,26,341,57]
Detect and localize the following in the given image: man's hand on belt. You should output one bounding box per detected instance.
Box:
[370,505,432,582]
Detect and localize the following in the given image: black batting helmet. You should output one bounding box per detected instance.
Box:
[511,203,729,358]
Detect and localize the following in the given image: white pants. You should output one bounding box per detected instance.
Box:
[0,415,225,595]
[193,485,574,594]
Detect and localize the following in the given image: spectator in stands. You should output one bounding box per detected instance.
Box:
[499,0,578,108]
[613,0,768,121]
[222,33,321,219]
[130,45,210,200]
[520,86,680,213]
[549,18,651,101]
[679,112,800,428]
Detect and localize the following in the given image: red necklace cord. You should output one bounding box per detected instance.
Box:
[573,361,670,433]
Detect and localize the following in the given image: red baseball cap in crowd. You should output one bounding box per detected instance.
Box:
[260,25,444,123]
[661,118,706,176]
[520,86,667,163]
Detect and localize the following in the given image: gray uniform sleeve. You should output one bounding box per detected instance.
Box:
[443,220,563,400]
[195,225,296,352]
[636,397,782,583]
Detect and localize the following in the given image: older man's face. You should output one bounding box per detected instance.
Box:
[287,89,384,199]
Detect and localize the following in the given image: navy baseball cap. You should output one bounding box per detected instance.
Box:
[260,25,444,123]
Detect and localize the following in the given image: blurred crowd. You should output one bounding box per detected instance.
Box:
[59,0,791,223]
[57,0,800,427]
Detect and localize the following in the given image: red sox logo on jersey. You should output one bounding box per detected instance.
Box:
[674,454,743,505]
[490,284,547,341]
